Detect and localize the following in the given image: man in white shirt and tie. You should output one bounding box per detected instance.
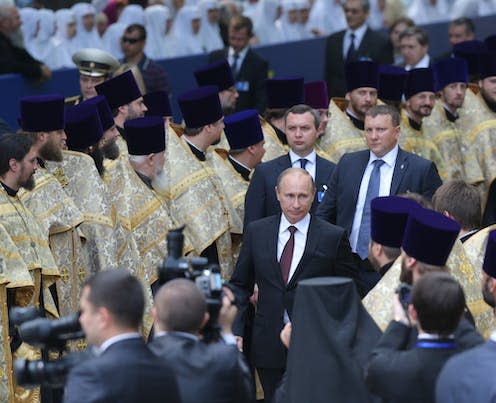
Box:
[316,104,442,289]
[244,104,336,227]
[231,167,362,403]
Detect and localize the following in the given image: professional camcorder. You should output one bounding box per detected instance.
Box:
[158,226,226,342]
[10,307,87,388]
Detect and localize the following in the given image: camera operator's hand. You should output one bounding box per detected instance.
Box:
[218,286,237,336]
[280,322,292,349]
[393,294,410,326]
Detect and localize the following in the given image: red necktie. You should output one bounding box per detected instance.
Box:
[280,226,297,284]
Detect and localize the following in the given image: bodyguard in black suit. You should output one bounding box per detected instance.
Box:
[149,279,253,403]
[231,168,361,403]
[324,0,393,98]
[64,270,181,403]
[244,104,335,227]
[316,105,442,255]
[365,273,466,403]
[209,15,268,113]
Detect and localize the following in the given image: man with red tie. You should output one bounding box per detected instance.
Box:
[230,167,362,403]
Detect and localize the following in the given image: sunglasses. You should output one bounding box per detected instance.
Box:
[121,36,144,44]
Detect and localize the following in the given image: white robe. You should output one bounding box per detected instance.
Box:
[71,2,104,50]
[144,4,175,60]
[169,6,204,57]
[253,0,284,45]
[198,0,224,52]
[306,0,346,36]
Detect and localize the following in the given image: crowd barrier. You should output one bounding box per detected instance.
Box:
[1,14,494,128]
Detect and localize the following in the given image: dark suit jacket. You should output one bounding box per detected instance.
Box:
[316,148,442,233]
[209,47,268,113]
[149,333,253,403]
[436,340,496,403]
[365,321,460,403]
[230,214,361,369]
[63,338,182,403]
[243,153,336,227]
[324,27,393,97]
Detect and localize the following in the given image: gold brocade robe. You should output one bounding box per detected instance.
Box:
[210,150,249,262]
[423,100,465,181]
[19,169,89,316]
[0,187,59,313]
[459,91,496,193]
[462,225,496,338]
[104,155,194,284]
[363,240,489,337]
[155,127,238,279]
[0,228,23,403]
[45,151,119,274]
[104,155,190,333]
[399,109,448,180]
[319,98,366,163]
[260,117,288,163]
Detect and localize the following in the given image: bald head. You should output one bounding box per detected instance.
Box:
[154,279,207,333]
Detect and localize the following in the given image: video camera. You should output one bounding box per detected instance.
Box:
[158,226,225,343]
[10,307,87,388]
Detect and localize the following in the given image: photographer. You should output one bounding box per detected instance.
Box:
[149,279,253,403]
[365,272,466,403]
[63,270,181,403]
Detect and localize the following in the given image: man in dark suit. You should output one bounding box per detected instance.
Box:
[209,15,268,113]
[63,270,181,403]
[244,104,336,227]
[316,104,442,264]
[323,0,393,98]
[149,279,253,403]
[230,167,361,403]
[365,272,466,403]
[436,230,496,403]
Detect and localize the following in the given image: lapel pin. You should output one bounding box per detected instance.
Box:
[400,164,404,170]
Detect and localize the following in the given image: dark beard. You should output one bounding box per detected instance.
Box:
[101,140,120,160]
[90,147,105,177]
[482,278,496,308]
[400,257,413,285]
[39,140,63,162]
[20,175,35,191]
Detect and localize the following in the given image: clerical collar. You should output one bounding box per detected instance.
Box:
[406,113,422,131]
[228,155,251,181]
[184,137,206,161]
[134,170,153,189]
[117,125,127,141]
[270,123,288,145]
[443,105,458,122]
[36,157,46,169]
[346,109,365,130]
[0,181,18,197]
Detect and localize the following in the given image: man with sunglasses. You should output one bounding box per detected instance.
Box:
[120,23,169,94]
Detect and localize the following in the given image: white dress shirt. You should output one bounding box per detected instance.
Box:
[277,213,310,283]
[349,145,399,252]
[98,332,141,355]
[342,23,368,58]
[228,45,249,70]
[289,149,316,180]
[278,213,311,323]
[404,53,430,71]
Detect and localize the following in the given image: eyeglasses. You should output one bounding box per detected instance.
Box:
[121,36,144,44]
